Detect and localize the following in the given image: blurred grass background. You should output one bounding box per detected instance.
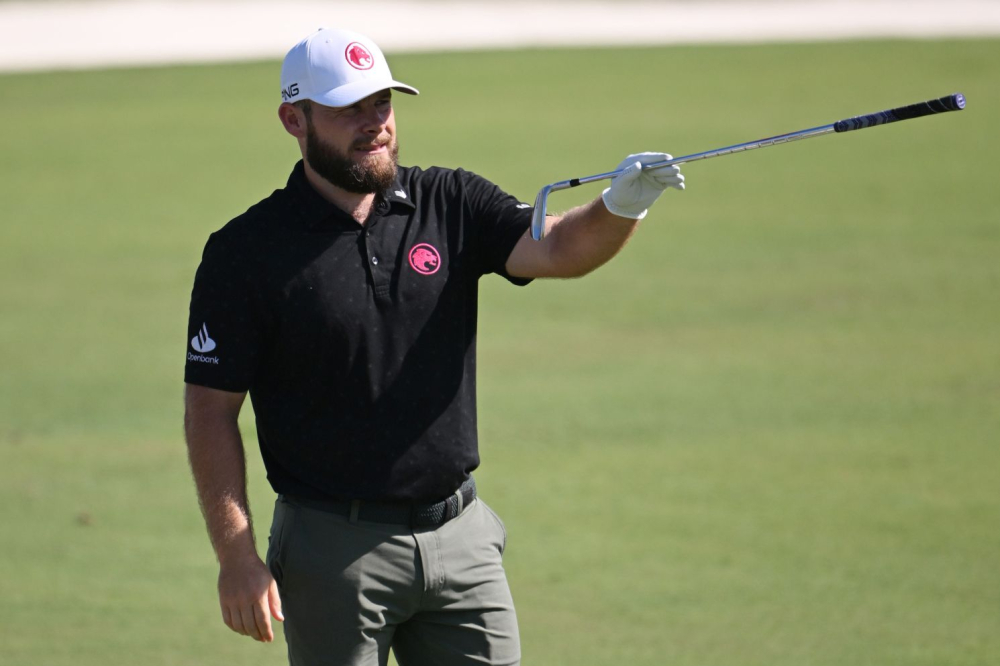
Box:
[1,38,997,665]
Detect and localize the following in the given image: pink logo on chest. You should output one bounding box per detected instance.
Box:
[408,243,441,275]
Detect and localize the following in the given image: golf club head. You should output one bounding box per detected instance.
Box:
[530,184,552,240]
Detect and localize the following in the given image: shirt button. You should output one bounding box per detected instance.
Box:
[371,256,379,265]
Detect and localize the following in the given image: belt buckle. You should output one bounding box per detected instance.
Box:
[445,487,466,523]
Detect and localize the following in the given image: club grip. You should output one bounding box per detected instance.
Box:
[833,93,966,133]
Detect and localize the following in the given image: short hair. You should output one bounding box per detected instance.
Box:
[293,99,313,119]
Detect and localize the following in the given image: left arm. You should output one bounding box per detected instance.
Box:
[505,152,684,279]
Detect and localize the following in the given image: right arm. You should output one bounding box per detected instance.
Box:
[506,152,684,279]
[183,383,283,642]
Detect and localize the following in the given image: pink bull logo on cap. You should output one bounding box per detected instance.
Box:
[345,42,374,70]
[408,243,441,275]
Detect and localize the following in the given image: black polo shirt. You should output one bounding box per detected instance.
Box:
[185,160,533,502]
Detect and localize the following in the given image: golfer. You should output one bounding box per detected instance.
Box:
[184,27,683,666]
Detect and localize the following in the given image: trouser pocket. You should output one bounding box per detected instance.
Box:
[478,499,508,556]
[265,498,295,585]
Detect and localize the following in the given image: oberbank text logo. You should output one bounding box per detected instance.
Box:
[188,323,220,364]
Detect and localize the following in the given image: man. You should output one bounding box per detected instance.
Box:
[184,27,683,666]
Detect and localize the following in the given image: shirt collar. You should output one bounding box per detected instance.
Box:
[286,160,416,231]
[383,177,416,209]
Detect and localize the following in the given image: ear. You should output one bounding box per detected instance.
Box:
[278,103,308,139]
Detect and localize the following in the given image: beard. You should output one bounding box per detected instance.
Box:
[304,120,399,194]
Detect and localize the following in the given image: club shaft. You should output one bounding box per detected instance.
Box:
[565,124,836,191]
[530,93,966,240]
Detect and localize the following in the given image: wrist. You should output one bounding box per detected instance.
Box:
[215,530,259,567]
[218,547,260,569]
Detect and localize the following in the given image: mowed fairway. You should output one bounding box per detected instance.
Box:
[1,39,998,665]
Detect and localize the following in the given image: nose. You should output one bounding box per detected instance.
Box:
[360,103,390,134]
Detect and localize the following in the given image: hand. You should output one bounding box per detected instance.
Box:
[601,152,684,220]
[218,554,284,642]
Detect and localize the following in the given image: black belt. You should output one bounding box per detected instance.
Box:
[281,477,477,528]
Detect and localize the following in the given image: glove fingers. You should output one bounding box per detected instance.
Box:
[645,165,681,180]
[645,168,683,192]
[654,173,684,189]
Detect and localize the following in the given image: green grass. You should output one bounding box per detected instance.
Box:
[1,39,998,665]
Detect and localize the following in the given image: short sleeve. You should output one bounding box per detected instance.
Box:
[184,231,269,392]
[458,170,534,285]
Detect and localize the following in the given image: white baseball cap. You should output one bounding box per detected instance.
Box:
[280,28,419,107]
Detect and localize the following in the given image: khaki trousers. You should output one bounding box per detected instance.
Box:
[266,495,520,666]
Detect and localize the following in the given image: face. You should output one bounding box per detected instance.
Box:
[302,90,399,194]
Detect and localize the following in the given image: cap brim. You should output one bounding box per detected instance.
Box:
[308,79,419,107]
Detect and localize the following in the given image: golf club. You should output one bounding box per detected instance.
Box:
[530,93,966,240]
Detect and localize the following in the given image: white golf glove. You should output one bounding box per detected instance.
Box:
[601,152,684,220]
